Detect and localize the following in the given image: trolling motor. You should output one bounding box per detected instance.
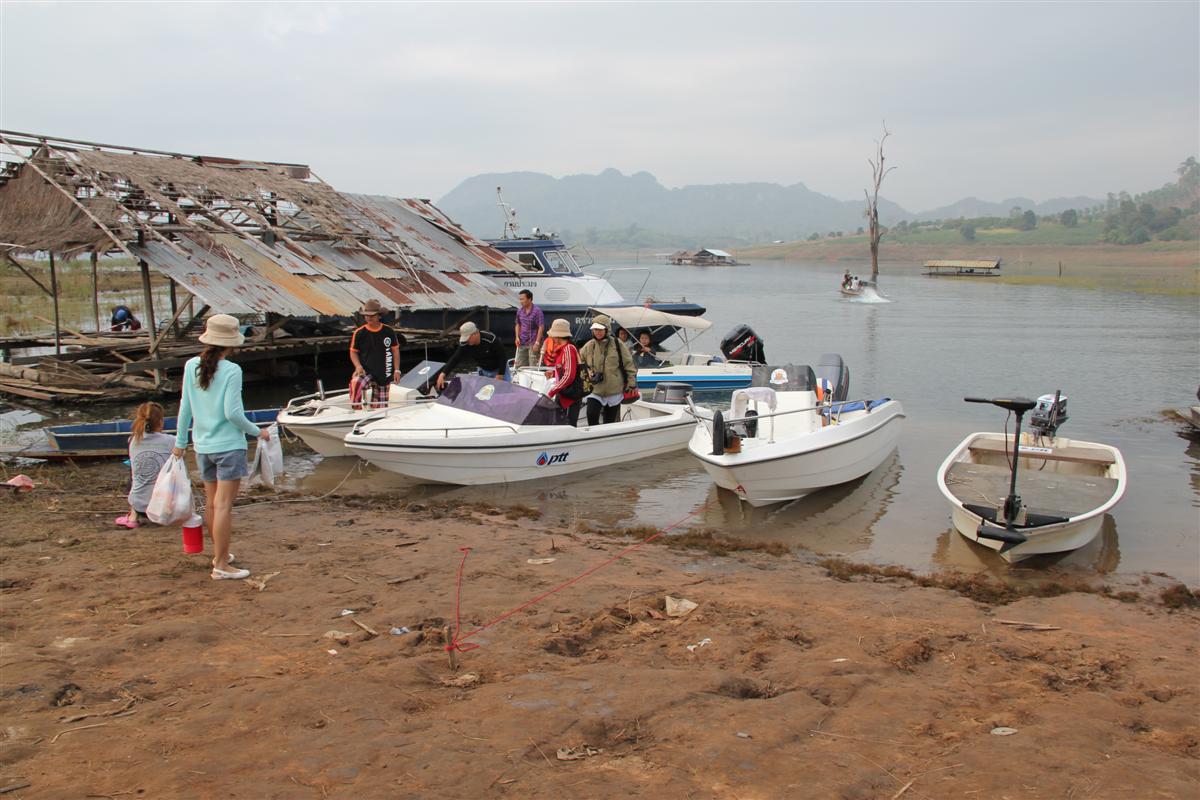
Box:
[962,395,1039,551]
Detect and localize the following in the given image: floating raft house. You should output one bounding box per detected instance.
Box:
[923,259,1001,277]
[0,130,519,401]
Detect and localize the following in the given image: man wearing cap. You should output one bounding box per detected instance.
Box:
[436,321,507,390]
[513,289,544,369]
[349,300,404,409]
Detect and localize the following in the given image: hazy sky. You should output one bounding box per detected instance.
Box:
[1,1,1196,211]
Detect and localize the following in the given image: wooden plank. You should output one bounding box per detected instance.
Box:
[0,382,54,400]
[967,439,1116,466]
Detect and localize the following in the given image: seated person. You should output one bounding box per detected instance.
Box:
[632,331,666,368]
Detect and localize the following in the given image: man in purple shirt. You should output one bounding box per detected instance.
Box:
[513,289,545,368]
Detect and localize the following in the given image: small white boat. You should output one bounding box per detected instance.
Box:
[278,361,442,457]
[601,306,761,391]
[688,356,905,507]
[343,373,704,485]
[937,394,1127,563]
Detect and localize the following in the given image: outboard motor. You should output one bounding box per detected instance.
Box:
[813,353,850,402]
[720,324,767,364]
[651,382,694,405]
[1030,391,1068,437]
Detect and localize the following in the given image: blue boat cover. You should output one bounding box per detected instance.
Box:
[438,375,567,426]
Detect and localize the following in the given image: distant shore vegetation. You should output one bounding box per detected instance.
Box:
[566,157,1200,253]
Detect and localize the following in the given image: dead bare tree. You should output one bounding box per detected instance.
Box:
[864,124,895,286]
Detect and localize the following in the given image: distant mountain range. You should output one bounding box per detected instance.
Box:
[436,169,1104,244]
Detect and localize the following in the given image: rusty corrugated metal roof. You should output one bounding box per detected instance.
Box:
[0,131,519,316]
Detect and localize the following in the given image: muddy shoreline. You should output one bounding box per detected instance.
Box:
[1,462,1197,798]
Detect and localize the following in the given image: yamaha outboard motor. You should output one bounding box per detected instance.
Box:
[813,353,850,402]
[1030,391,1068,437]
[720,324,767,364]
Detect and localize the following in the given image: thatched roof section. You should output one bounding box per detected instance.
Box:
[0,160,123,254]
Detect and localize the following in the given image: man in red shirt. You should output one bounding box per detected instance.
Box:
[349,299,403,409]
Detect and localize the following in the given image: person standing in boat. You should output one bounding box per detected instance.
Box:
[435,321,507,390]
[513,289,544,369]
[172,314,270,581]
[349,299,404,409]
[544,318,584,426]
[578,313,637,426]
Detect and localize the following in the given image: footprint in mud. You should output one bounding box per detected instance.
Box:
[51,682,82,707]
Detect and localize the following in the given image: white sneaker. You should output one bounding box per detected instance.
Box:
[211,566,251,580]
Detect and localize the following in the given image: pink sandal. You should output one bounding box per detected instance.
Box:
[114,515,140,530]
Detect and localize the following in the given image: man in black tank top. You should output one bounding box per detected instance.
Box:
[349,299,404,408]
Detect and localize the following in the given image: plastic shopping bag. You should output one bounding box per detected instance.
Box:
[247,424,284,488]
[146,455,194,525]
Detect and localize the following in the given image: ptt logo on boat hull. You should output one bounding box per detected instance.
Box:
[535,451,570,467]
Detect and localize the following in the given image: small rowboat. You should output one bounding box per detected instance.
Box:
[937,394,1126,563]
[45,409,278,453]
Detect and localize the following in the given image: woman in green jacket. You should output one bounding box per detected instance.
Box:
[578,314,637,426]
[172,314,269,581]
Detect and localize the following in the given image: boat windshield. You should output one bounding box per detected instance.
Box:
[437,375,568,426]
[543,249,580,275]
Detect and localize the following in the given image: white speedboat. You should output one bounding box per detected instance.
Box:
[687,356,905,507]
[343,374,703,485]
[278,361,442,457]
[937,393,1127,563]
[600,307,761,391]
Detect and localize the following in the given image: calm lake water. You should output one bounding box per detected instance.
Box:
[6,260,1197,582]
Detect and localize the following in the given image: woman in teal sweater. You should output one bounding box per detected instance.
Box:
[172,314,269,580]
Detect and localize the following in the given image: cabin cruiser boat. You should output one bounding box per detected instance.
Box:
[278,361,442,457]
[936,393,1126,563]
[343,373,704,485]
[398,190,704,346]
[687,355,905,507]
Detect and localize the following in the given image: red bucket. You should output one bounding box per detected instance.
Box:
[182,514,204,554]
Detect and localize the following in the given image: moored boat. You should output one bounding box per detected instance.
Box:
[277,361,442,457]
[687,356,904,506]
[936,393,1127,563]
[344,373,703,485]
[46,409,278,453]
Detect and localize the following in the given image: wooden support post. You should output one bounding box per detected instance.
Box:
[169,280,179,338]
[138,259,160,386]
[90,250,100,334]
[176,295,193,340]
[49,252,61,356]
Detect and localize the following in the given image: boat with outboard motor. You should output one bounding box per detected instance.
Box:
[595,307,763,391]
[937,392,1126,563]
[278,360,443,457]
[687,355,905,507]
[343,372,706,485]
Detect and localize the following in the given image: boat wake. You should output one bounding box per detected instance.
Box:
[852,285,891,304]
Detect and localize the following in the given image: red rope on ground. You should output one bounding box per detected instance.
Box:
[445,498,717,655]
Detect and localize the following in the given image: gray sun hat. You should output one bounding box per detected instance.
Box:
[458,321,479,343]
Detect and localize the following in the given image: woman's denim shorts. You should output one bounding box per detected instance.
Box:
[196,449,249,482]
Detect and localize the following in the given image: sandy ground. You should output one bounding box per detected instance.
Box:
[1,462,1198,799]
